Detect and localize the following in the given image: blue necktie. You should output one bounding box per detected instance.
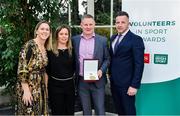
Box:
[114,35,121,53]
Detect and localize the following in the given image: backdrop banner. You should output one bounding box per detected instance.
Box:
[122,0,180,114]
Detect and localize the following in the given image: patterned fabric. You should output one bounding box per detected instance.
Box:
[15,39,48,115]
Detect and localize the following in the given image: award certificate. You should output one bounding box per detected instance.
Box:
[83,59,99,81]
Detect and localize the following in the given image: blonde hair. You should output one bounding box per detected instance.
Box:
[52,25,72,56]
[34,20,53,50]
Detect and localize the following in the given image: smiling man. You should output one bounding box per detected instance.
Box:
[109,11,145,115]
[72,14,110,115]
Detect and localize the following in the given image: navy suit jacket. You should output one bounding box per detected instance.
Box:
[72,34,110,88]
[109,30,145,89]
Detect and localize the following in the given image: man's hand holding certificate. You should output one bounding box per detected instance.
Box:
[83,59,99,81]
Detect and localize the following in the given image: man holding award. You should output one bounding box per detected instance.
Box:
[72,14,110,115]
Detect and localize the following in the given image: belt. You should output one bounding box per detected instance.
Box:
[51,76,74,81]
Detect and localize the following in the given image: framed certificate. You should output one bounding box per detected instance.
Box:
[83,59,99,81]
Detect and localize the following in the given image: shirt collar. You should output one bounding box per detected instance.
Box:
[119,29,129,36]
[81,33,95,39]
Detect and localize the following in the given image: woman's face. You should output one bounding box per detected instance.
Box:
[36,23,50,40]
[57,28,69,44]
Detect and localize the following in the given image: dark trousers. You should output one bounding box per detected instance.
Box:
[78,77,105,115]
[48,78,75,115]
[111,85,136,115]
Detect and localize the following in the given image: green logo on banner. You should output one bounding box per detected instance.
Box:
[154,54,168,64]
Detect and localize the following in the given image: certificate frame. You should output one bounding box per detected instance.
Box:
[83,59,99,82]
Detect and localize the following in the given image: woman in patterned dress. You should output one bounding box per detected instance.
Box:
[15,20,52,115]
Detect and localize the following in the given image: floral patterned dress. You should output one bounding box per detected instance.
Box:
[15,39,48,115]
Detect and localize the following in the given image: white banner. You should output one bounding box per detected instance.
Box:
[122,0,180,83]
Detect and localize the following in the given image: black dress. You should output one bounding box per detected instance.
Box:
[46,49,75,115]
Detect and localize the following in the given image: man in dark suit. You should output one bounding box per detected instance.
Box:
[109,11,145,115]
[72,14,109,115]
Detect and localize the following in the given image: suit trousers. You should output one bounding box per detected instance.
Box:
[111,85,136,115]
[78,77,105,115]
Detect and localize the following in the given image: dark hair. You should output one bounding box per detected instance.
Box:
[116,11,129,19]
[52,25,72,56]
[81,14,94,21]
[55,25,71,41]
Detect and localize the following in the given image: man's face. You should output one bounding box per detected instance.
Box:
[115,16,129,34]
[80,18,95,36]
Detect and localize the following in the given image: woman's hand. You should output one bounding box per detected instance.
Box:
[21,83,33,106]
[22,89,33,106]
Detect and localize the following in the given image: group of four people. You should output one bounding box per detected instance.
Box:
[15,11,145,115]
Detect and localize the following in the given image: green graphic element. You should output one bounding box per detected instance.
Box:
[136,78,180,115]
[154,54,168,64]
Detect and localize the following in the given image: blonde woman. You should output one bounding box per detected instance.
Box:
[46,25,75,115]
[15,20,52,115]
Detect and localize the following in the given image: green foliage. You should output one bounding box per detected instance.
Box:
[95,0,111,25]
[0,15,23,97]
[95,28,110,39]
[95,13,110,25]
[0,0,70,101]
[95,27,112,46]
[0,0,115,105]
[71,27,81,36]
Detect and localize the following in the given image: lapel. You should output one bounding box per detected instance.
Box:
[113,30,131,55]
[110,34,118,43]
[93,35,98,58]
[110,34,117,55]
[75,35,81,57]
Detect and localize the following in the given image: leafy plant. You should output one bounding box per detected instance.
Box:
[0,0,113,106]
[0,0,70,104]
